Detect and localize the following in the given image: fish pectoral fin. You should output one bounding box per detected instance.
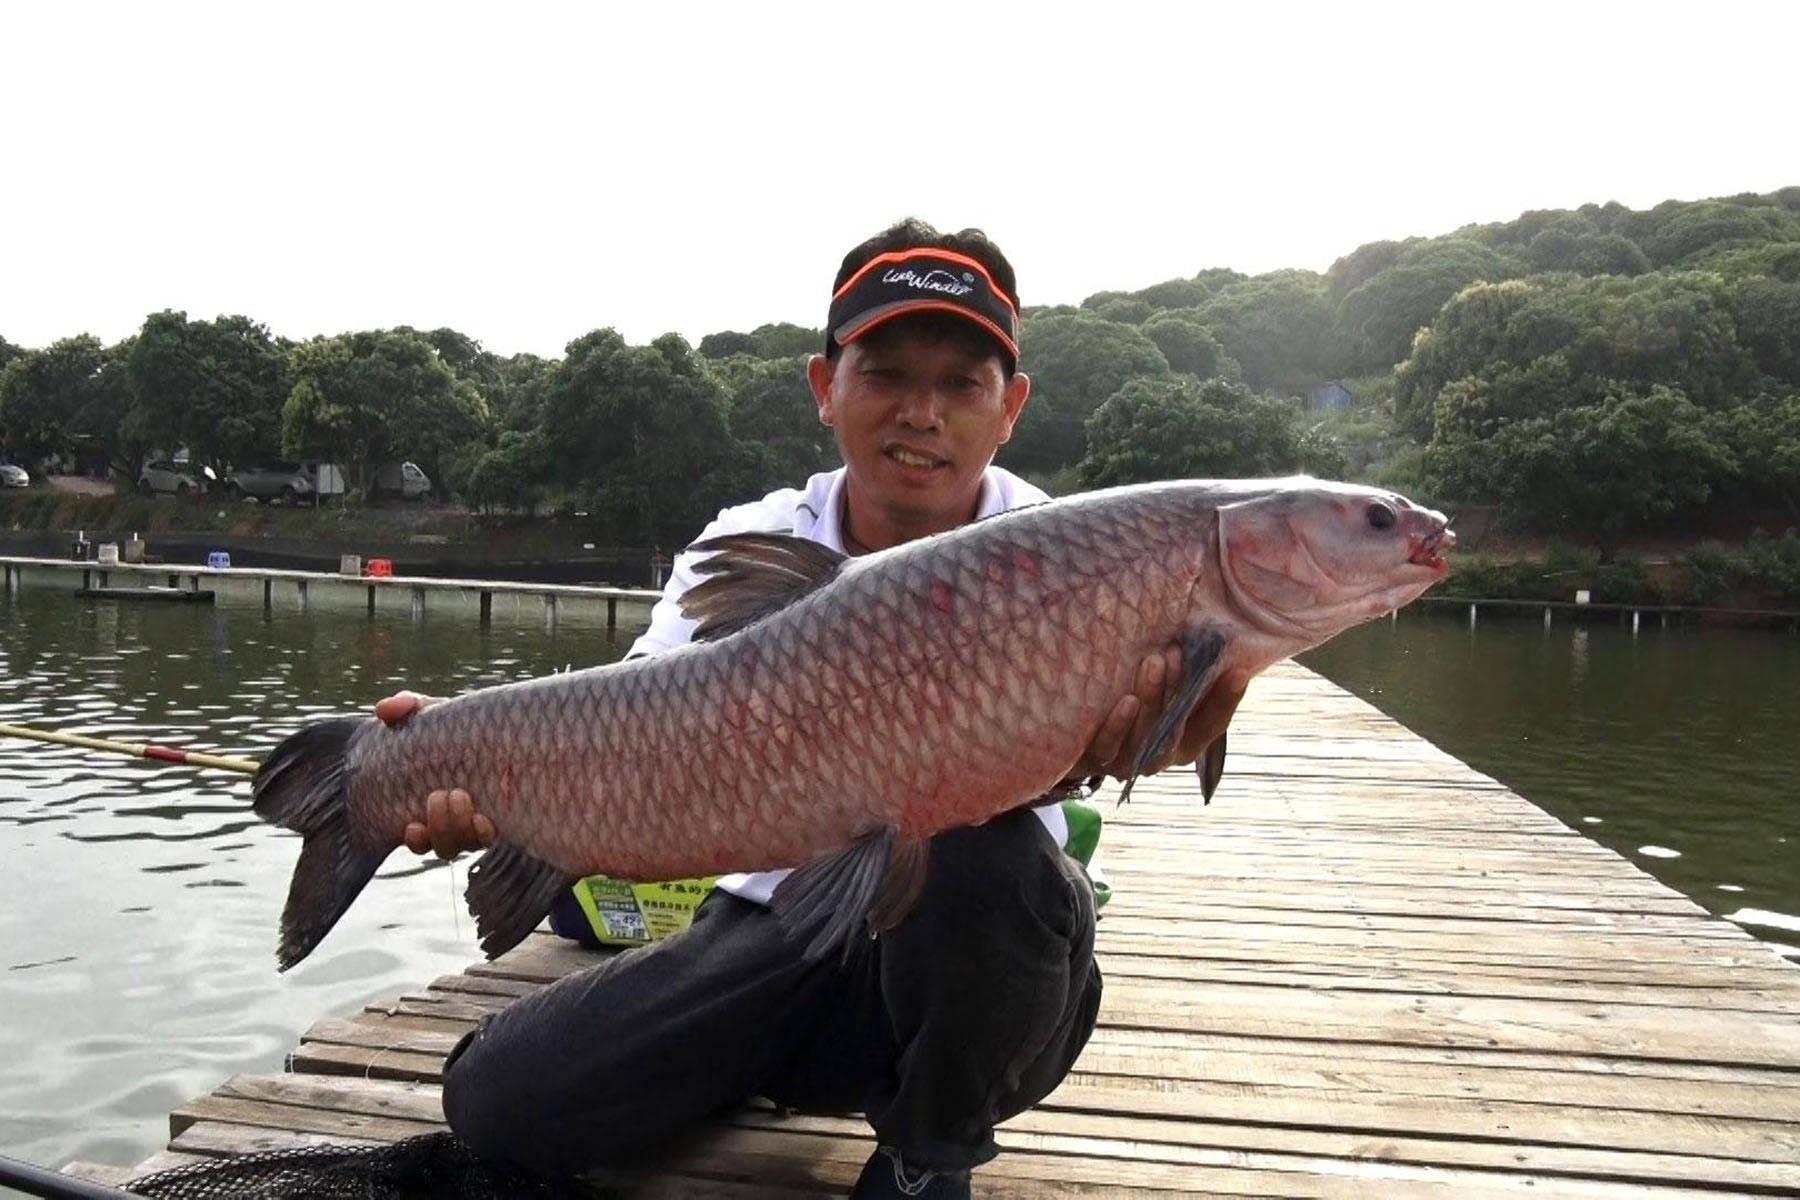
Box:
[681,533,848,642]
[771,827,930,964]
[1199,732,1228,804]
[1120,627,1227,805]
[465,841,580,960]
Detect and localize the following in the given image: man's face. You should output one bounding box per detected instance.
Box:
[807,323,1031,545]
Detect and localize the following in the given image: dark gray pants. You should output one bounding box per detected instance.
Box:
[441,807,1102,1176]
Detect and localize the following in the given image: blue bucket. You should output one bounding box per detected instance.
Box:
[206,551,231,570]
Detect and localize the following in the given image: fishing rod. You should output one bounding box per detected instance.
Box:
[0,723,260,775]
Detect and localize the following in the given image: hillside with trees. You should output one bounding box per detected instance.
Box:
[3,188,1798,560]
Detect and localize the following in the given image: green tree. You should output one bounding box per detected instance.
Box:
[1003,312,1170,476]
[1395,272,1764,439]
[1141,312,1236,380]
[1717,390,1800,517]
[713,354,836,487]
[1132,277,1215,310]
[1641,199,1800,267]
[1091,297,1153,324]
[0,335,127,470]
[127,311,290,474]
[698,322,821,360]
[1195,271,1337,393]
[1426,384,1737,558]
[1077,376,1311,488]
[283,329,489,492]
[539,330,742,545]
[1337,239,1513,374]
[454,428,553,516]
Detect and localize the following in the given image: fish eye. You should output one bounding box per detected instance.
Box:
[1366,502,1397,531]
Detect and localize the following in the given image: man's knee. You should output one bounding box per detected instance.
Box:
[441,1020,528,1162]
[909,808,1094,949]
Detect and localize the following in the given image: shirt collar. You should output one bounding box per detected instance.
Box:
[812,467,1006,555]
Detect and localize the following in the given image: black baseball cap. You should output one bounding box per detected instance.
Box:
[826,246,1021,366]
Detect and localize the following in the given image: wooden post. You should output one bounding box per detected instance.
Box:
[263,577,273,611]
[411,586,425,620]
[479,591,492,627]
[367,584,376,616]
[544,593,558,631]
[1543,607,1552,630]
[2,563,11,596]
[1468,603,1477,629]
[168,572,178,589]
[297,579,308,611]
[607,596,617,632]
[82,568,92,590]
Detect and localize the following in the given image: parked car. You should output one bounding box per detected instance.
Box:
[369,460,432,501]
[224,462,315,505]
[136,459,212,496]
[0,463,28,488]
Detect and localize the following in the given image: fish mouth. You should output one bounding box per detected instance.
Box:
[1408,526,1455,572]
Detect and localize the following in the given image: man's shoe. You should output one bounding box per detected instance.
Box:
[848,1146,972,1199]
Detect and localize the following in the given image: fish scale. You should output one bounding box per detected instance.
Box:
[251,478,1452,968]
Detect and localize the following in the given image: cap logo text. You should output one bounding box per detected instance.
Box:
[881,268,975,297]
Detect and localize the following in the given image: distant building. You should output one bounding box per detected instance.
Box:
[1311,380,1352,411]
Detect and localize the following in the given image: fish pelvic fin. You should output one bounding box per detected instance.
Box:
[465,841,580,960]
[1119,627,1227,805]
[772,828,930,964]
[681,533,847,642]
[251,717,389,971]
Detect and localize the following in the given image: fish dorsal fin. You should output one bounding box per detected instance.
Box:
[681,533,847,642]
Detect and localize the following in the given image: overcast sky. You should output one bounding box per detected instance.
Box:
[3,1,1795,358]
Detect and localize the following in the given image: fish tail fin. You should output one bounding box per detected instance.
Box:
[252,717,389,971]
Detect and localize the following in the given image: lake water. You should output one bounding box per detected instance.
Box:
[3,583,1797,1176]
[1299,609,1800,947]
[0,582,640,1175]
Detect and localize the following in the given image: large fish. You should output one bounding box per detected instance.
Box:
[253,477,1453,969]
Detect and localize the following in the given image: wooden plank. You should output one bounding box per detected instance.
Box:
[169,1093,441,1143]
[167,1121,383,1157]
[286,1039,446,1083]
[651,1122,1734,1199]
[57,1161,134,1187]
[735,1105,1800,1193]
[215,1073,444,1124]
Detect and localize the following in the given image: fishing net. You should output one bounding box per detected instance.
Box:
[123,1132,613,1199]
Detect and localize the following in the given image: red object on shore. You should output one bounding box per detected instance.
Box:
[365,558,394,578]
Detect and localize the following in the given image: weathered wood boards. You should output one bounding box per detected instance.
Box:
[76,661,1800,1196]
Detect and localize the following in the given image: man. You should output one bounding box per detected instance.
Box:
[380,219,1210,1198]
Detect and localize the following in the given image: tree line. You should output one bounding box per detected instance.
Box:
[3,187,1798,552]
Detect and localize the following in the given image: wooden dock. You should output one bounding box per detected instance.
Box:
[1,555,660,629]
[64,661,1800,1196]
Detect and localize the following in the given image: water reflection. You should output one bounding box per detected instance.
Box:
[1,584,639,1173]
[1301,611,1800,942]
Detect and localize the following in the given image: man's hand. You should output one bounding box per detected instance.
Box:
[375,691,496,860]
[1068,645,1247,784]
